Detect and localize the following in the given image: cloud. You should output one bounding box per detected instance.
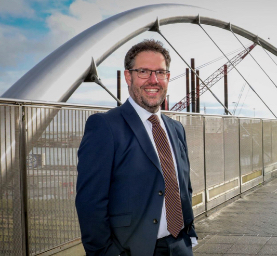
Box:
[0,24,51,68]
[0,0,104,95]
[0,25,32,68]
[46,0,103,47]
[0,69,27,95]
[0,0,35,18]
[94,0,137,16]
[93,0,204,17]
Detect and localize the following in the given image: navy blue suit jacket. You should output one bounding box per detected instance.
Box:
[76,100,196,256]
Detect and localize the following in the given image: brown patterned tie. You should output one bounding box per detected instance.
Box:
[148,114,184,238]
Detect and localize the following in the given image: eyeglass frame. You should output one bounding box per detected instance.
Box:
[128,68,170,80]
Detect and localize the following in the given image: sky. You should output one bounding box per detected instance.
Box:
[1,0,277,118]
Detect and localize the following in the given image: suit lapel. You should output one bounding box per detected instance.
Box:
[120,101,162,173]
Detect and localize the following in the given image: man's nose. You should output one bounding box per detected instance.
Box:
[149,71,158,83]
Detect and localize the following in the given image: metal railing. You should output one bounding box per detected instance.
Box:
[1,98,277,255]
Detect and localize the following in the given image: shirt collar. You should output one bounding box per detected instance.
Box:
[128,96,162,123]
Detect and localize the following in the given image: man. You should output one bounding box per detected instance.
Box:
[76,39,197,256]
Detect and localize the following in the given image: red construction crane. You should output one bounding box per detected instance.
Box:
[170,43,256,111]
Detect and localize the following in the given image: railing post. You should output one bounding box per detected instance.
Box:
[19,105,29,256]
[191,59,196,113]
[223,117,226,183]
[203,116,208,216]
[251,120,254,178]
[238,118,242,197]
[262,119,265,182]
[186,68,190,112]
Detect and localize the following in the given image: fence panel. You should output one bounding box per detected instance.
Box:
[252,119,263,173]
[0,105,24,256]
[224,118,239,182]
[24,106,103,255]
[263,120,272,167]
[1,100,277,255]
[205,117,224,188]
[272,121,277,164]
[180,115,205,215]
[240,119,253,176]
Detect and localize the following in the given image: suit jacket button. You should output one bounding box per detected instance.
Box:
[158,191,163,196]
[153,219,158,224]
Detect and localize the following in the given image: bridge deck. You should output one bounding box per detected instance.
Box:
[193,178,277,255]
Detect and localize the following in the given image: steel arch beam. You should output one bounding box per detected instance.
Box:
[2,3,277,102]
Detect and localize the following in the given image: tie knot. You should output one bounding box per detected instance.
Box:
[148,115,160,125]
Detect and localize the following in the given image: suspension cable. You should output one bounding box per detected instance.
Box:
[238,86,250,116]
[229,24,277,89]
[169,45,249,82]
[197,16,277,118]
[155,29,232,115]
[233,82,246,115]
[257,39,277,67]
[196,46,244,69]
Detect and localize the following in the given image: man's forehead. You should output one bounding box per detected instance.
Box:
[134,51,166,65]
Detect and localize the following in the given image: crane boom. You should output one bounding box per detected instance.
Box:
[170,43,256,111]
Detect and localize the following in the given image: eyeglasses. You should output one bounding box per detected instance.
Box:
[129,69,170,80]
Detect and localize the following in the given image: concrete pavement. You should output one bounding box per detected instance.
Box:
[193,178,277,255]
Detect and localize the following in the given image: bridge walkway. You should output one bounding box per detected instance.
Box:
[193,178,277,255]
[53,178,277,256]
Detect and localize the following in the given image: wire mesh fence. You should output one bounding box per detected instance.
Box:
[1,100,277,255]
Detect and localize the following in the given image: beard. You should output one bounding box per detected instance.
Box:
[129,78,167,113]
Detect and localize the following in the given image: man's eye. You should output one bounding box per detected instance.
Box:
[139,69,147,74]
[156,71,165,75]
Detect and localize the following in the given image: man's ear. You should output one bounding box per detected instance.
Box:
[124,70,131,87]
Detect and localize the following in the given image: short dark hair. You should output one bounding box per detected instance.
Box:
[124,39,171,70]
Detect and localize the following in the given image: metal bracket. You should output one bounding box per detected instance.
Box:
[195,14,201,25]
[227,23,232,31]
[149,18,160,33]
[84,58,122,105]
[84,57,100,83]
[254,35,261,45]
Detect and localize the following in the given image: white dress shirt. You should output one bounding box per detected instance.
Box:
[128,97,198,246]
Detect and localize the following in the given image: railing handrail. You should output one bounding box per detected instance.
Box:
[0,97,276,121]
